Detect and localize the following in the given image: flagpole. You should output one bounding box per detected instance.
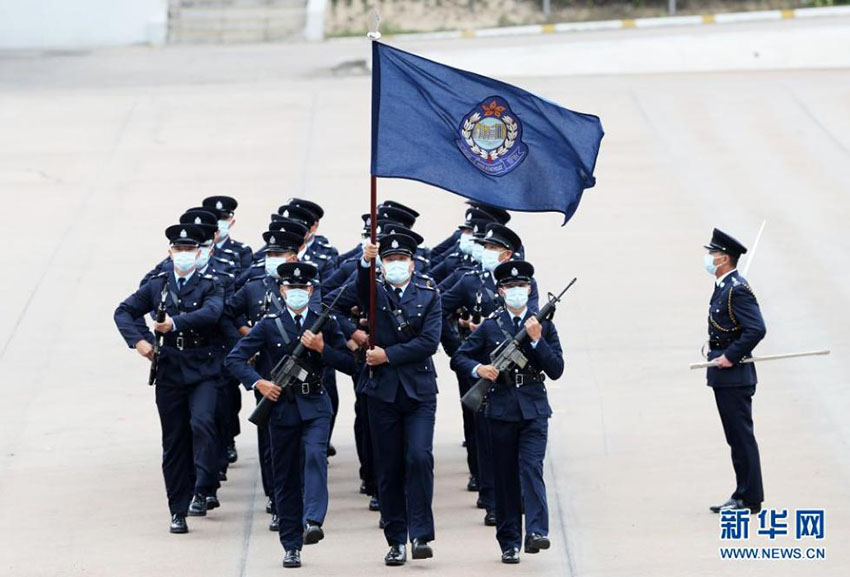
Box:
[369,175,378,348]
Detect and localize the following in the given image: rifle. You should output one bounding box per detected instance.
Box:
[461,278,576,412]
[249,284,349,427]
[148,285,169,386]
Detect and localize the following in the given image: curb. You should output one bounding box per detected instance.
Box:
[329,5,850,43]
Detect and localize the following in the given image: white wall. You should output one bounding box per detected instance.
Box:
[0,0,168,49]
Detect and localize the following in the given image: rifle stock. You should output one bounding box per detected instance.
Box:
[460,278,576,412]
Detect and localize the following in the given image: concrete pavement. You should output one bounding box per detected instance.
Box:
[1,16,848,577]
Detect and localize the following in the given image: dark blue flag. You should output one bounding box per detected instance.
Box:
[370,41,604,223]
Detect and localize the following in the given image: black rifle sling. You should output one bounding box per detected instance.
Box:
[273,316,291,345]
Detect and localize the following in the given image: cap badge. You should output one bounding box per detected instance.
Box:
[391,239,399,249]
[180,229,188,239]
[294,267,301,278]
[270,235,276,244]
[194,217,201,224]
[486,230,494,238]
[215,201,223,210]
[511,267,519,276]
[283,210,289,218]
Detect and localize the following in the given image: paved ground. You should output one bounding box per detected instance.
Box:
[1,16,848,577]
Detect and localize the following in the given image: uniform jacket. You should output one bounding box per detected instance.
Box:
[224,308,356,424]
[355,261,441,403]
[706,270,766,388]
[217,236,253,273]
[114,271,224,387]
[451,308,564,422]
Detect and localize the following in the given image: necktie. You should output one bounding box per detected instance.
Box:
[294,314,302,333]
[177,277,186,292]
[394,287,402,300]
[513,316,522,332]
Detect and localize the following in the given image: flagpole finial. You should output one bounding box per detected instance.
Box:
[367,8,382,40]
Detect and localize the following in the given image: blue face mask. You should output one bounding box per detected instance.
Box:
[383,259,411,284]
[481,248,503,272]
[265,256,286,278]
[284,287,310,311]
[172,250,197,274]
[459,233,475,255]
[217,219,231,240]
[196,246,211,270]
[471,242,484,263]
[503,286,529,309]
[704,253,718,276]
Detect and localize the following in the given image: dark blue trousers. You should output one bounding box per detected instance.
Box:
[324,367,339,445]
[713,385,764,504]
[458,373,479,479]
[269,413,330,551]
[214,379,239,474]
[367,388,436,545]
[475,409,494,511]
[155,379,219,515]
[353,386,377,495]
[488,416,549,552]
[254,390,275,506]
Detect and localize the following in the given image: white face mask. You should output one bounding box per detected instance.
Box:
[471,242,484,263]
[459,233,475,255]
[217,219,231,239]
[383,259,412,284]
[172,250,197,274]
[265,256,286,278]
[196,246,212,270]
[503,286,529,309]
[284,288,310,311]
[481,248,503,272]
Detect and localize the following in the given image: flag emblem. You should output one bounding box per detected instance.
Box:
[457,96,528,177]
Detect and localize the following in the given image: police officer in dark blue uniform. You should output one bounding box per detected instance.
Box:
[287,197,340,267]
[430,202,511,267]
[702,229,767,515]
[225,262,356,569]
[429,209,494,285]
[203,195,253,274]
[440,223,539,524]
[358,232,441,566]
[113,224,224,534]
[223,229,306,530]
[451,260,564,564]
[271,205,336,281]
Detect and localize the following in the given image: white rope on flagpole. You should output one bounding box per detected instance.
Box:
[742,220,766,277]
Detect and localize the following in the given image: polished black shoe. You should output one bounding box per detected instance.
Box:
[411,538,433,560]
[524,533,550,554]
[384,544,406,566]
[303,521,324,545]
[283,550,301,568]
[501,547,520,564]
[188,494,207,517]
[467,475,479,492]
[710,498,738,513]
[327,443,337,457]
[476,497,486,510]
[378,517,387,529]
[711,498,761,514]
[359,481,368,495]
[227,445,238,464]
[205,495,220,510]
[369,496,381,511]
[269,514,280,532]
[170,513,188,534]
[484,510,496,526]
[218,470,227,482]
[266,498,274,514]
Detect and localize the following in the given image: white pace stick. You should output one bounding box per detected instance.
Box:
[689,349,830,370]
[742,220,766,277]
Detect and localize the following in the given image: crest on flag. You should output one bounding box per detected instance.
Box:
[456,96,528,177]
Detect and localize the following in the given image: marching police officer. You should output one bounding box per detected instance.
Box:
[430,202,511,267]
[225,262,356,568]
[222,229,306,531]
[703,229,767,514]
[203,195,253,274]
[358,232,441,566]
[428,209,494,285]
[113,224,224,534]
[451,261,564,563]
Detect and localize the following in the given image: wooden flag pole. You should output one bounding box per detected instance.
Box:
[369,175,378,348]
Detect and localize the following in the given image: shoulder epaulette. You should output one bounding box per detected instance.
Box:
[252,261,265,268]
[151,271,168,280]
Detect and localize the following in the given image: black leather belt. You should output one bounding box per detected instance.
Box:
[499,372,545,388]
[164,334,210,350]
[295,381,324,396]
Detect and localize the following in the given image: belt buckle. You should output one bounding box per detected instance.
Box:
[176,335,185,351]
[515,373,524,387]
[301,382,310,395]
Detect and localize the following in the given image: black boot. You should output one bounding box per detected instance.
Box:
[283,550,301,568]
[170,513,188,534]
[384,544,406,566]
[188,494,207,517]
